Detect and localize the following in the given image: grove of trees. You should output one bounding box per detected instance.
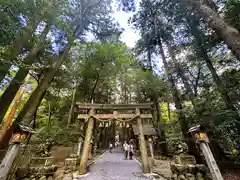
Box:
[0,0,239,169]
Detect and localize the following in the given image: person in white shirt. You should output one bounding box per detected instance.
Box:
[109,142,113,153]
[123,141,129,159]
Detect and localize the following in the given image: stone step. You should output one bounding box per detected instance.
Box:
[30,157,54,166]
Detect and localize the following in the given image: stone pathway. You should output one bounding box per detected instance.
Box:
[76,148,154,180]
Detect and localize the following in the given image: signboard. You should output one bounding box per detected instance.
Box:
[194,132,209,143]
[10,132,26,143]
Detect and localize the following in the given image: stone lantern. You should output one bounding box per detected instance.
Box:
[0,124,35,180]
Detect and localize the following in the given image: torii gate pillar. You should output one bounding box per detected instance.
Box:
[79,108,95,175]
[136,108,150,174]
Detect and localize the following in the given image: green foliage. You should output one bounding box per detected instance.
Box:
[224,0,240,31]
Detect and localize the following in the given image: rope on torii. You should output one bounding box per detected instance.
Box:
[89,115,139,127]
[91,115,139,123]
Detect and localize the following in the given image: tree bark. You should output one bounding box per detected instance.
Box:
[15,41,72,125]
[184,0,240,60]
[0,22,52,123]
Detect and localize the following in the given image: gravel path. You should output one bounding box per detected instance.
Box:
[76,148,154,180]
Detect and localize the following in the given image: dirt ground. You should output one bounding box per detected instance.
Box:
[50,146,73,164]
[148,157,172,179]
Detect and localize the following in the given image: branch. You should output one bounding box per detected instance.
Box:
[89,61,105,101]
[83,0,102,16]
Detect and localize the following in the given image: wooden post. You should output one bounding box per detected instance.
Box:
[199,142,223,180]
[121,122,125,142]
[99,126,104,148]
[104,122,108,148]
[112,120,116,147]
[136,108,150,174]
[189,125,223,180]
[79,109,95,175]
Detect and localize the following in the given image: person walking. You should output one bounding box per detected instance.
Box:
[123,141,129,159]
[129,141,134,160]
[109,142,113,153]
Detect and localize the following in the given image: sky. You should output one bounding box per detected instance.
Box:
[111,2,140,48]
[111,4,165,75]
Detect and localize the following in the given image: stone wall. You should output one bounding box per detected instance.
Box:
[170,163,207,180]
[170,154,209,180]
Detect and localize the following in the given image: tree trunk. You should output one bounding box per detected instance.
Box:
[167,102,171,121]
[15,41,72,125]
[171,56,201,120]
[0,75,31,152]
[153,97,168,156]
[189,18,237,111]
[187,19,240,135]
[0,62,12,84]
[0,20,40,83]
[184,0,240,60]
[147,47,168,156]
[48,102,52,129]
[158,38,201,162]
[67,81,77,126]
[0,1,55,83]
[204,53,238,112]
[0,22,52,123]
[170,46,226,161]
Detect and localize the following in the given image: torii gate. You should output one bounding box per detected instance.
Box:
[75,103,153,174]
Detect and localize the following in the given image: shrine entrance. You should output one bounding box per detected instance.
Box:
[74,103,153,175]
